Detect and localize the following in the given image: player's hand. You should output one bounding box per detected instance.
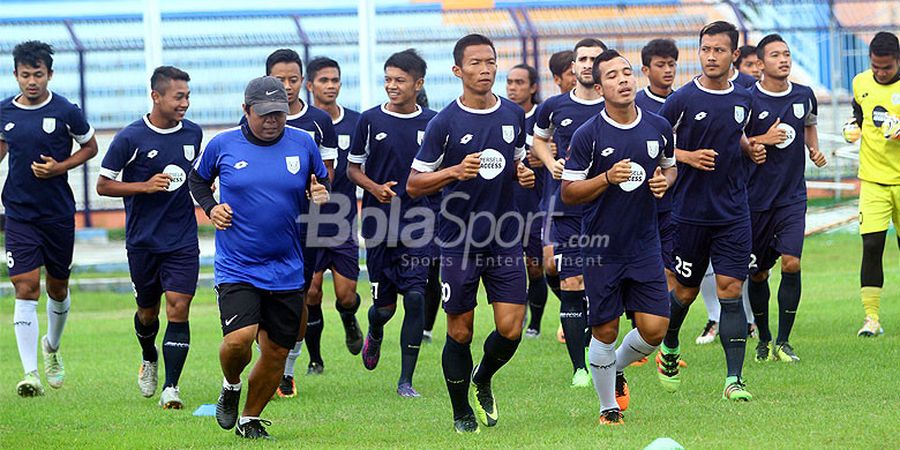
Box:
[605,159,632,185]
[686,149,717,171]
[649,167,668,198]
[373,181,398,204]
[842,118,861,143]
[517,161,535,188]
[143,173,172,193]
[809,148,827,167]
[31,155,63,179]
[882,113,900,141]
[455,152,481,181]
[309,175,330,205]
[750,143,767,165]
[762,118,788,146]
[551,158,566,180]
[526,150,543,168]
[210,203,233,230]
[549,141,558,158]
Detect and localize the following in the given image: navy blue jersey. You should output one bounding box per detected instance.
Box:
[412,96,526,254]
[658,78,753,225]
[533,90,605,217]
[100,116,202,252]
[634,86,675,213]
[731,70,757,90]
[746,82,817,211]
[515,105,542,216]
[318,105,361,238]
[193,126,329,291]
[349,104,437,239]
[563,108,675,262]
[0,92,94,222]
[240,102,338,161]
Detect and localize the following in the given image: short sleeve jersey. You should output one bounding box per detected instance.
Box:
[634,86,675,213]
[731,70,758,89]
[317,105,361,239]
[852,70,900,185]
[514,104,542,216]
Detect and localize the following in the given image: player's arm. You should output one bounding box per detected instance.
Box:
[805,124,827,167]
[0,140,7,164]
[741,133,766,164]
[188,139,231,230]
[407,153,480,198]
[319,119,339,183]
[650,134,677,198]
[748,118,788,146]
[97,173,170,197]
[561,159,632,204]
[348,163,397,204]
[31,135,99,179]
[532,103,564,178]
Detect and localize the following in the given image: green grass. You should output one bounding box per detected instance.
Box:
[0,232,897,449]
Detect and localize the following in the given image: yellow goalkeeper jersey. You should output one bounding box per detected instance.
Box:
[852,69,900,185]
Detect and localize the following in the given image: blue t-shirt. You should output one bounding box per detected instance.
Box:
[100,115,202,252]
[533,89,605,218]
[634,86,675,214]
[746,81,817,211]
[315,105,360,239]
[193,126,328,291]
[348,103,437,241]
[0,91,94,222]
[563,107,675,262]
[514,105,542,217]
[412,96,526,255]
[731,70,757,89]
[658,78,753,225]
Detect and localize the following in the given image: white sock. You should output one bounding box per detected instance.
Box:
[742,280,754,325]
[46,293,71,350]
[588,337,618,413]
[615,328,657,372]
[238,416,259,426]
[284,340,303,377]
[701,264,720,321]
[14,299,39,374]
[223,378,242,391]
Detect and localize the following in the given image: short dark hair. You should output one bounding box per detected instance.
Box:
[453,34,496,66]
[641,39,679,67]
[307,57,340,80]
[735,45,757,68]
[151,66,190,94]
[870,31,900,58]
[13,40,54,71]
[416,88,429,109]
[510,63,541,105]
[756,34,786,59]
[385,48,427,80]
[573,38,608,56]
[549,50,574,77]
[591,49,627,84]
[699,21,739,52]
[266,48,303,76]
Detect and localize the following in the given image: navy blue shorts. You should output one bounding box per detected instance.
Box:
[440,250,527,315]
[658,211,676,272]
[313,238,360,281]
[128,245,200,308]
[522,214,543,266]
[5,217,74,279]
[672,219,751,288]
[551,215,584,280]
[584,253,670,326]
[366,243,430,307]
[750,202,806,274]
[302,245,318,291]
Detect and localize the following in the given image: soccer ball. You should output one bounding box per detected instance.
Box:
[842,118,861,143]
[881,112,900,141]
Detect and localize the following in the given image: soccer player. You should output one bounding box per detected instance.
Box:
[506,63,546,337]
[299,56,364,385]
[842,31,900,336]
[562,49,677,425]
[416,88,445,345]
[736,45,761,80]
[407,33,535,433]
[190,77,330,440]
[347,49,437,397]
[1,41,98,397]
[729,47,758,89]
[744,34,827,362]
[655,21,766,401]
[97,66,202,408]
[549,50,578,93]
[532,38,607,387]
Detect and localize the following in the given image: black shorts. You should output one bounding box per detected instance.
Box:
[215,283,304,349]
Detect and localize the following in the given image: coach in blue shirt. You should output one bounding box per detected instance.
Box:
[189,76,329,440]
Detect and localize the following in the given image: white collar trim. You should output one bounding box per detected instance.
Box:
[13,90,53,110]
[569,89,604,105]
[693,77,734,95]
[380,102,422,119]
[643,86,670,103]
[601,107,642,130]
[754,81,793,97]
[142,114,183,134]
[525,104,537,119]
[332,104,345,125]
[456,94,501,114]
[287,101,308,121]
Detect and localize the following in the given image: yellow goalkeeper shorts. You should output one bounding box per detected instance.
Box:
[859,180,900,234]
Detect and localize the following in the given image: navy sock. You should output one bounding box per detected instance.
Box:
[306,303,324,365]
[777,271,801,344]
[335,293,361,324]
[663,290,689,350]
[719,297,748,378]
[442,335,474,420]
[424,261,441,332]
[162,321,190,388]
[560,290,587,371]
[526,275,548,332]
[399,292,425,385]
[546,273,562,300]
[473,330,521,385]
[748,277,772,342]
[134,313,159,362]
[367,303,396,341]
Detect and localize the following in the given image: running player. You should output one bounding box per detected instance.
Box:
[348,49,437,397]
[532,38,607,387]
[744,34,827,362]
[730,44,758,89]
[562,49,677,425]
[407,34,535,433]
[2,41,98,397]
[97,66,202,408]
[736,45,761,80]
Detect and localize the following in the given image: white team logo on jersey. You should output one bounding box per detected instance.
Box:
[734,106,745,124]
[694,112,707,121]
[560,118,573,127]
[338,134,351,150]
[793,103,805,119]
[183,145,195,161]
[774,123,796,149]
[235,160,249,169]
[619,162,646,193]
[162,164,186,192]
[417,130,425,145]
[502,125,515,144]
[460,134,473,144]
[758,111,769,120]
[3,122,13,132]
[375,132,388,141]
[42,117,56,134]
[478,148,506,180]
[601,147,615,157]
[147,150,159,159]
[647,141,659,159]
[285,156,301,174]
